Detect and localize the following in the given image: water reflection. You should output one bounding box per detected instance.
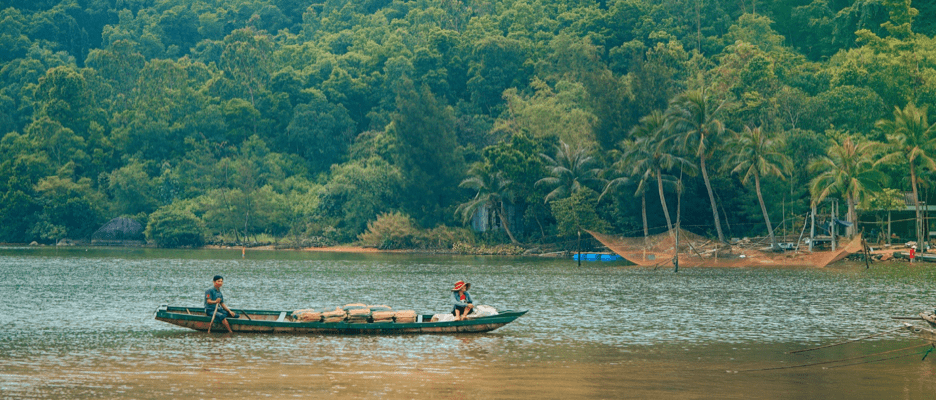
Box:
[3,247,936,398]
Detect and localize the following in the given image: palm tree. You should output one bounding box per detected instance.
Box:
[809,136,885,238]
[876,103,936,249]
[668,88,729,243]
[724,126,792,249]
[613,111,693,234]
[456,163,519,244]
[535,141,603,203]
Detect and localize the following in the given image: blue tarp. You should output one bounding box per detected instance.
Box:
[572,254,622,262]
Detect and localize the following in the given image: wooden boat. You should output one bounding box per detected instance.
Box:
[901,313,936,341]
[154,305,527,334]
[920,312,936,328]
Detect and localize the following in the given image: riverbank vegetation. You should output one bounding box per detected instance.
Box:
[1,0,935,251]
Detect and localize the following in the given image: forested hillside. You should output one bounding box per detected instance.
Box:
[1,0,935,250]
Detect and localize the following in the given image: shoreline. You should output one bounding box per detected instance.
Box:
[204,244,390,253]
[1,242,920,267]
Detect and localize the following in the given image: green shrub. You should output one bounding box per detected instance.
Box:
[357,212,421,249]
[418,226,475,249]
[453,241,524,255]
[145,206,207,248]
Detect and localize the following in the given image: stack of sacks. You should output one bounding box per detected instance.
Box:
[292,309,322,322]
[346,308,371,323]
[371,311,395,322]
[321,306,346,323]
[394,310,417,323]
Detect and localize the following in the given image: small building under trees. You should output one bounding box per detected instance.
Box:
[91,217,146,246]
[470,203,522,238]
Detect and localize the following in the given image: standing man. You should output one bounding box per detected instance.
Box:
[205,275,238,333]
[910,246,916,264]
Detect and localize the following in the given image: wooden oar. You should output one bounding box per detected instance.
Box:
[207,304,219,333]
[234,309,251,320]
[892,316,925,320]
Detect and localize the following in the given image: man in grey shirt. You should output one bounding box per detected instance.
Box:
[205,275,238,333]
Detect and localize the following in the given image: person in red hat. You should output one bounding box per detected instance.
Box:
[451,280,474,320]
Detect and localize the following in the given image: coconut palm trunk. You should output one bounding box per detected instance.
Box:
[641,192,649,239]
[753,171,777,248]
[699,151,725,243]
[911,163,923,250]
[657,169,673,232]
[497,201,519,244]
[846,194,857,238]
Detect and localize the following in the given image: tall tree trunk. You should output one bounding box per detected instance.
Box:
[642,192,649,260]
[754,172,777,248]
[911,163,923,250]
[657,169,673,234]
[641,192,649,239]
[498,202,519,244]
[700,153,726,243]
[847,194,857,238]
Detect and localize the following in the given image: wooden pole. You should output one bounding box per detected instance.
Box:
[922,186,929,252]
[795,211,809,254]
[810,203,816,252]
[888,210,892,247]
[207,302,219,334]
[832,199,837,252]
[674,173,682,273]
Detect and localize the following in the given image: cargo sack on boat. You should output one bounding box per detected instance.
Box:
[342,303,367,310]
[431,313,455,322]
[295,310,322,322]
[371,311,395,322]
[291,308,315,318]
[347,308,371,323]
[367,305,392,312]
[322,307,346,323]
[465,305,498,319]
[395,310,417,323]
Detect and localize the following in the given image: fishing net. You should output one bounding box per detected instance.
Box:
[587,229,864,268]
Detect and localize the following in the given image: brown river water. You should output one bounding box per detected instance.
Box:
[2,246,936,399]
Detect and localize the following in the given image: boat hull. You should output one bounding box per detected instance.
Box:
[155,306,527,334]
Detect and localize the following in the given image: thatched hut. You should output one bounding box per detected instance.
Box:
[91,217,146,246]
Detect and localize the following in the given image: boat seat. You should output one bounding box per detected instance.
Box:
[276,311,287,322]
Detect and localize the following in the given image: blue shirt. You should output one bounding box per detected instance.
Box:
[205,287,223,314]
[451,291,473,311]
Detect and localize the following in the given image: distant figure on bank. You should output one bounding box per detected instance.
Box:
[910,246,916,263]
[451,280,474,320]
[205,275,238,333]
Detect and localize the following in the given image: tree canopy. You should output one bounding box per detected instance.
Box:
[2,0,936,249]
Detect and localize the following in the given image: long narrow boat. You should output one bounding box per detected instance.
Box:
[901,313,936,341]
[155,305,527,334]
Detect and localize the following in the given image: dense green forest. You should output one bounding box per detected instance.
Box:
[1,0,935,250]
